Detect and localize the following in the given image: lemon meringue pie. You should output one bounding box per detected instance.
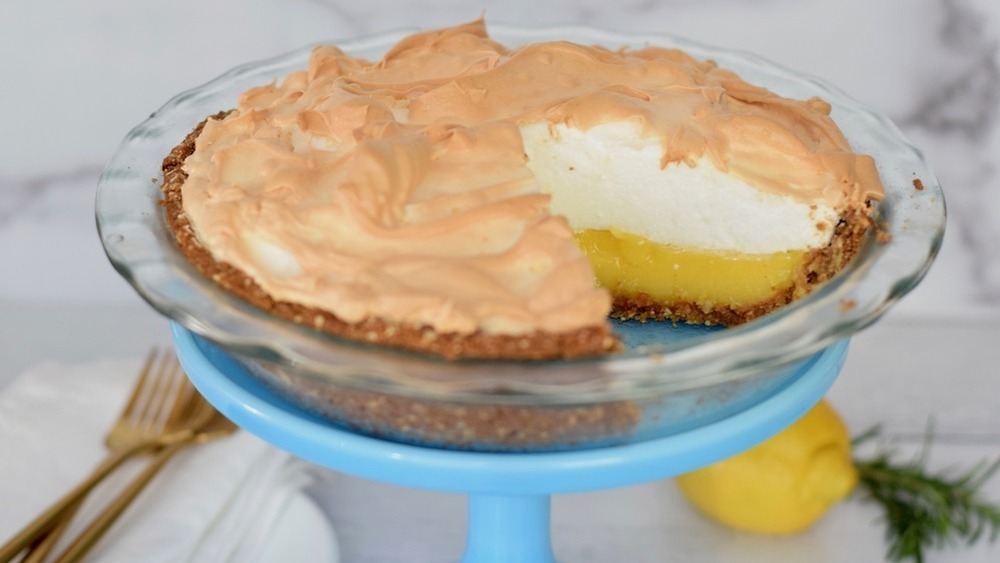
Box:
[160,20,883,359]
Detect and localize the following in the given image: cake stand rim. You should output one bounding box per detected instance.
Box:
[172,322,846,495]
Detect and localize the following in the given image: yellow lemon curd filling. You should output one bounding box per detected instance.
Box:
[575,229,806,313]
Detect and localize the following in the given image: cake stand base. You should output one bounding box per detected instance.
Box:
[171,324,848,563]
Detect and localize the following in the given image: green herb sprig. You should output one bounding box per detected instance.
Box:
[852,425,1000,563]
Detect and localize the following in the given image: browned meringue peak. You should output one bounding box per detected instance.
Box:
[180,19,884,337]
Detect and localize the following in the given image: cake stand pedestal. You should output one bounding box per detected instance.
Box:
[171,324,848,563]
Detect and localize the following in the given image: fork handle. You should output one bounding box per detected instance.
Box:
[52,439,192,563]
[19,499,80,563]
[0,443,153,563]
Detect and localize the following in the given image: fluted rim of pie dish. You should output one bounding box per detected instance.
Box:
[96,23,945,405]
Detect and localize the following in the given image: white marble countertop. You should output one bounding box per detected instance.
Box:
[2,1,999,561]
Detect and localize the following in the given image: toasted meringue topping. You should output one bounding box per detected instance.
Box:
[180,19,884,336]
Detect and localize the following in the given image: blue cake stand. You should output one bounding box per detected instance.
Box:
[172,323,848,563]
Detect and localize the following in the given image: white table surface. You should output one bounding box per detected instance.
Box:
[3,0,1000,561]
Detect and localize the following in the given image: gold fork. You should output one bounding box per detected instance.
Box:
[51,408,239,563]
[0,349,211,562]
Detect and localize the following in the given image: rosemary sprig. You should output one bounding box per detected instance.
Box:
[852,425,1000,562]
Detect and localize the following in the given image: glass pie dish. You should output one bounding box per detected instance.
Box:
[96,24,945,452]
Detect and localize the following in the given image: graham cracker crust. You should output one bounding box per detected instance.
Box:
[259,366,643,451]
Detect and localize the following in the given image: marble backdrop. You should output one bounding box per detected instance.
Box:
[2,0,997,320]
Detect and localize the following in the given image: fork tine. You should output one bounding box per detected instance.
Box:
[117,348,158,423]
[145,354,179,428]
[174,383,217,434]
[132,350,170,429]
[189,396,216,426]
[147,355,215,436]
[140,352,185,433]
[160,362,197,431]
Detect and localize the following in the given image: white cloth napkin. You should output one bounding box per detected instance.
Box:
[0,357,321,563]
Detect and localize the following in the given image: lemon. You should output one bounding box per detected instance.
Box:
[676,399,858,535]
